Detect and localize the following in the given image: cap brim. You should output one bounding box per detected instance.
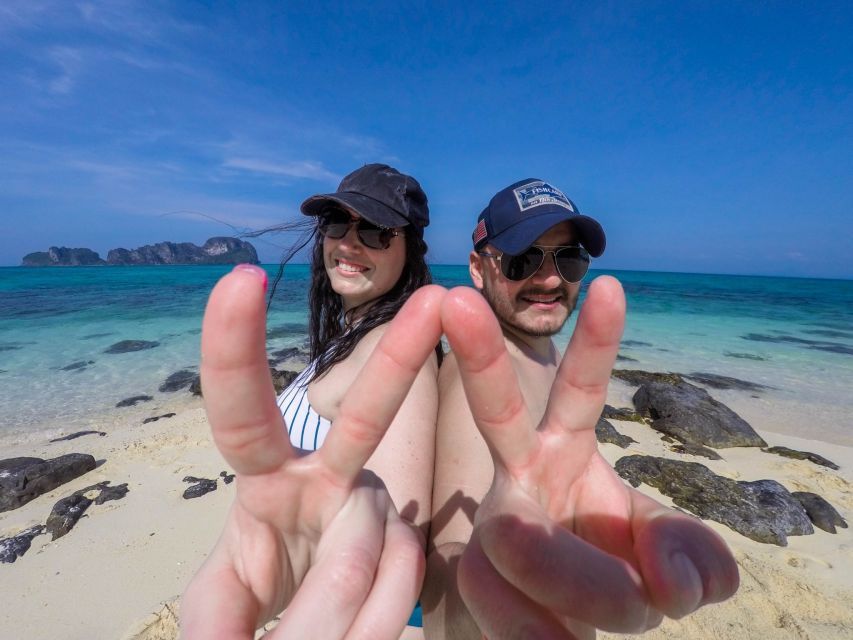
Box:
[490,211,606,257]
[301,192,410,228]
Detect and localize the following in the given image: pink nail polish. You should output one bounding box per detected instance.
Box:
[233,264,268,292]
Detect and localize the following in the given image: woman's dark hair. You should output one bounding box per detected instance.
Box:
[264,212,442,383]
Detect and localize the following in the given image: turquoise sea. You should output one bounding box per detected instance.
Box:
[1,266,852,445]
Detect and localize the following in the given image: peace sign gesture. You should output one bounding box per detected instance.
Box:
[181,266,445,639]
[435,277,739,639]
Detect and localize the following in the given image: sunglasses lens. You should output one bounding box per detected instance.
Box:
[319,211,350,239]
[502,247,545,281]
[356,226,392,250]
[319,211,396,250]
[555,246,590,282]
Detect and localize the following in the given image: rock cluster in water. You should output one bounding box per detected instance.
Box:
[21,237,258,266]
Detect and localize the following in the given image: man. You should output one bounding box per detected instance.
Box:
[423,179,739,639]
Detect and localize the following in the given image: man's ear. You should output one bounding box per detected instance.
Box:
[469,250,485,290]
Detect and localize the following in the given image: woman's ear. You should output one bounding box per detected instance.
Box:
[469,250,485,290]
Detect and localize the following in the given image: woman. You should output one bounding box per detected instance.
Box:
[182,164,440,640]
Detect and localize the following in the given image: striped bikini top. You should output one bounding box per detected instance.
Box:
[276,362,332,451]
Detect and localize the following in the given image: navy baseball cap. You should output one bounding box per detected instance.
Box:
[301,163,429,233]
[472,178,605,257]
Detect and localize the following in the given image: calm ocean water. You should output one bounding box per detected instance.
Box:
[1,266,851,444]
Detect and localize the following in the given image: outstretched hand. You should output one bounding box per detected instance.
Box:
[441,277,739,639]
[181,266,445,640]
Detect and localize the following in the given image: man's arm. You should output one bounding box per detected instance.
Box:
[422,352,492,640]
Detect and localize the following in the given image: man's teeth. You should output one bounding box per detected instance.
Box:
[525,295,559,303]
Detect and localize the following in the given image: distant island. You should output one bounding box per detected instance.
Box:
[21,237,259,266]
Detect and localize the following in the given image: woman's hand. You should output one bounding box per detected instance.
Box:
[181,266,446,640]
[441,278,740,639]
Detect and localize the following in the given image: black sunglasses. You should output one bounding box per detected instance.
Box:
[318,209,401,250]
[478,245,590,283]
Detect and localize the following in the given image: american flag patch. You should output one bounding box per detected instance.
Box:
[473,218,487,245]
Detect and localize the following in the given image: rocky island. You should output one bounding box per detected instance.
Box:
[21,237,259,266]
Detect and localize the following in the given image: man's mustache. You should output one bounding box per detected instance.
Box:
[516,286,569,300]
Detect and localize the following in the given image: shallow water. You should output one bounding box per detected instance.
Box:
[1,266,851,444]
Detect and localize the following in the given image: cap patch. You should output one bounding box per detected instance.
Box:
[513,181,575,213]
[473,218,488,245]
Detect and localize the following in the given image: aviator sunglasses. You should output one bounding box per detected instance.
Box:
[318,209,401,250]
[478,245,591,283]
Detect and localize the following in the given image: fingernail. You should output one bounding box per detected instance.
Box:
[669,551,703,616]
[233,264,268,292]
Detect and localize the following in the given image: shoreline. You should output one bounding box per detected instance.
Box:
[2,381,852,638]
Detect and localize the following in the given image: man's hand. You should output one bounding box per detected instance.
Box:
[441,277,739,639]
[181,266,445,640]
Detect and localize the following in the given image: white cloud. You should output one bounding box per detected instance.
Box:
[223,157,341,183]
[47,46,83,94]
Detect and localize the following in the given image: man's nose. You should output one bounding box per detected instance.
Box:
[531,251,562,284]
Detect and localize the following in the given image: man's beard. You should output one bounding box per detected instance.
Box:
[481,280,578,338]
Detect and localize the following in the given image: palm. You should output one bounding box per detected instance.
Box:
[181,270,445,640]
[442,278,739,639]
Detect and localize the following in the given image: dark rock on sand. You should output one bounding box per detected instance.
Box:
[143,413,176,424]
[49,430,106,443]
[189,375,202,396]
[762,446,839,470]
[104,340,160,354]
[46,493,93,540]
[60,360,96,372]
[0,525,46,563]
[219,471,235,485]
[792,492,848,534]
[595,418,637,449]
[159,369,197,393]
[602,405,647,424]
[0,454,97,512]
[615,455,813,545]
[633,379,767,448]
[182,476,218,499]
[612,370,684,387]
[75,480,130,505]
[684,372,770,393]
[116,395,153,407]
[670,443,723,460]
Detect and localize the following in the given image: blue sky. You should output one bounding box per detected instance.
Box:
[1,1,851,278]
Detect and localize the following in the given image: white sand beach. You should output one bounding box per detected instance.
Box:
[1,381,851,639]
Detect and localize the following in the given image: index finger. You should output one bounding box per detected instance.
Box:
[200,265,293,476]
[542,275,625,434]
[319,285,446,481]
[441,286,539,471]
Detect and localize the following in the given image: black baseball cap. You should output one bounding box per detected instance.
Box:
[472,178,605,257]
[301,164,429,233]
